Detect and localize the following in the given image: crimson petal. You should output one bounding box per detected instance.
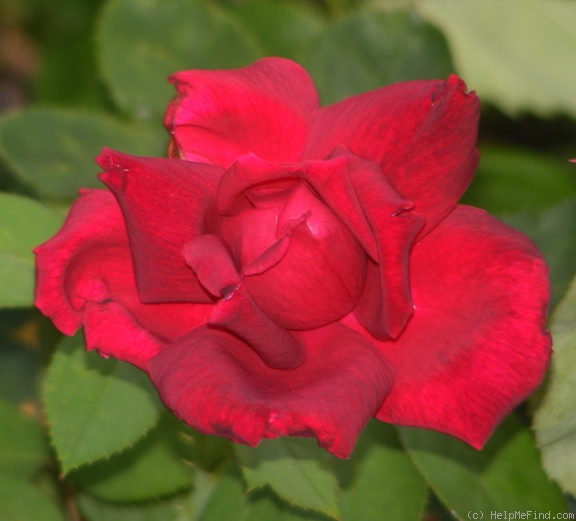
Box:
[35,189,126,335]
[165,57,319,167]
[98,149,223,304]
[147,323,394,458]
[349,205,551,448]
[219,151,423,338]
[304,75,480,237]
[34,189,212,370]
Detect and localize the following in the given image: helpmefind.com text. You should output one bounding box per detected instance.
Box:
[466,512,574,520]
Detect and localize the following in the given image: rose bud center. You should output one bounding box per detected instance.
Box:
[220,180,367,330]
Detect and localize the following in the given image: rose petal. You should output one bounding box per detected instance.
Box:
[98,148,223,304]
[35,189,126,335]
[208,284,306,370]
[243,183,367,330]
[304,75,480,237]
[184,234,241,298]
[185,234,305,370]
[34,189,212,369]
[165,57,319,167]
[147,323,395,458]
[344,205,551,448]
[219,151,423,337]
[332,149,424,339]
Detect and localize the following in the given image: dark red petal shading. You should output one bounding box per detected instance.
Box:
[303,76,480,237]
[147,323,395,458]
[165,57,319,167]
[98,149,224,304]
[344,205,551,448]
[34,189,212,370]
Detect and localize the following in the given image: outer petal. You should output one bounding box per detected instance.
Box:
[303,76,480,237]
[98,149,223,304]
[165,57,319,167]
[35,189,125,335]
[344,205,551,448]
[34,189,212,370]
[147,323,395,458]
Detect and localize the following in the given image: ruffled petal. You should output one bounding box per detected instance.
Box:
[34,189,127,335]
[34,189,212,370]
[98,148,223,304]
[147,323,395,458]
[304,76,480,237]
[332,149,424,339]
[343,205,551,448]
[165,57,319,167]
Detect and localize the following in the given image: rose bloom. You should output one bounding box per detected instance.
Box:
[35,58,550,458]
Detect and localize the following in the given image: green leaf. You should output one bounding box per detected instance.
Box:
[0,398,47,479]
[417,0,576,117]
[236,438,340,519]
[299,9,453,104]
[243,490,329,521]
[0,473,65,521]
[462,146,576,216]
[97,0,261,121]
[501,198,576,308]
[78,467,216,521]
[0,193,65,308]
[398,414,566,515]
[199,466,247,521]
[200,467,326,521]
[534,276,576,496]
[335,421,427,521]
[78,492,183,521]
[0,109,165,200]
[226,0,323,61]
[69,414,193,502]
[43,334,161,473]
[32,0,108,109]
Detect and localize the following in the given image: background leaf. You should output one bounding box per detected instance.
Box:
[236,438,340,519]
[417,0,576,117]
[69,414,193,502]
[299,8,453,104]
[97,0,261,121]
[335,421,427,521]
[534,275,576,496]
[398,414,566,516]
[502,198,576,308]
[199,466,326,521]
[43,334,161,473]
[461,146,576,215]
[0,398,47,479]
[0,109,165,200]
[0,473,65,521]
[0,193,64,307]
[225,0,323,61]
[78,492,183,521]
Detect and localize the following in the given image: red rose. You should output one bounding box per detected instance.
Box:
[35,58,551,458]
